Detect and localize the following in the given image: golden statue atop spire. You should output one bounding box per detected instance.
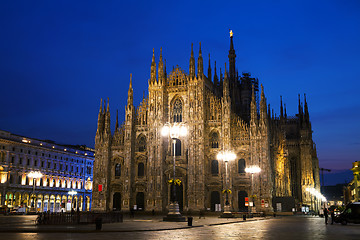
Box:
[230,29,233,38]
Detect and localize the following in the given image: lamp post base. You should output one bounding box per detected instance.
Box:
[163,203,186,222]
[220,205,234,218]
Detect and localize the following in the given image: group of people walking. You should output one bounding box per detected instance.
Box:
[323,207,335,225]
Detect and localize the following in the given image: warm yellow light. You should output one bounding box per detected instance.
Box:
[161,125,170,137]
[217,151,236,162]
[245,166,261,174]
[28,171,43,179]
[230,30,233,37]
[162,122,187,139]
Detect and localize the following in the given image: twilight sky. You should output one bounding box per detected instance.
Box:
[1,0,359,185]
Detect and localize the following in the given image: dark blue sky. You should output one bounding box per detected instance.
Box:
[1,1,359,185]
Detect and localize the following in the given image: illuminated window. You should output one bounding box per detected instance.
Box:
[138,163,145,177]
[115,164,121,177]
[137,136,146,152]
[211,160,219,175]
[210,132,219,148]
[238,159,246,173]
[173,99,182,122]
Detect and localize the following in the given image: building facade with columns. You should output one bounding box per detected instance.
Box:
[92,34,320,214]
[0,130,94,212]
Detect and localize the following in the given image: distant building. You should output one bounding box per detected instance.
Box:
[92,33,320,214]
[323,184,345,207]
[346,161,360,203]
[0,130,94,212]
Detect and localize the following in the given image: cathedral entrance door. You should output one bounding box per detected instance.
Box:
[136,192,145,211]
[113,192,121,211]
[210,191,220,211]
[238,191,248,212]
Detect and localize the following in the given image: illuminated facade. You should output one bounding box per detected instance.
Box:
[92,34,320,213]
[0,130,94,212]
[348,161,360,203]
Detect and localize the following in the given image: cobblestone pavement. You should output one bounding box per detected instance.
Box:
[0,215,359,239]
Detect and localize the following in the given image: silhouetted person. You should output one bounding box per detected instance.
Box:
[324,208,328,225]
[331,210,335,224]
[130,207,134,218]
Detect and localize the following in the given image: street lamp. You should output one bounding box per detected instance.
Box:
[68,190,78,211]
[245,166,261,214]
[28,171,43,212]
[217,150,236,217]
[161,122,187,222]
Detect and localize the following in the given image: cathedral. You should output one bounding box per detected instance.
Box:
[92,32,320,214]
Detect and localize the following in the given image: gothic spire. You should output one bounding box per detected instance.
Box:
[260,84,267,120]
[158,47,164,84]
[304,93,309,122]
[96,98,104,136]
[250,85,258,124]
[189,43,195,79]
[213,61,218,87]
[284,104,287,119]
[127,74,133,107]
[115,109,119,132]
[228,30,236,82]
[150,48,156,84]
[197,42,203,78]
[104,97,111,136]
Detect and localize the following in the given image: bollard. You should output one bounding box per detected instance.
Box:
[188,217,193,226]
[95,217,102,231]
[243,214,246,221]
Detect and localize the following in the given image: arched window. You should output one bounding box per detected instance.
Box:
[138,163,144,177]
[18,175,22,185]
[238,159,246,173]
[173,98,182,122]
[115,163,121,177]
[211,160,219,175]
[210,132,219,148]
[52,179,55,187]
[172,139,182,156]
[137,136,146,152]
[40,178,43,186]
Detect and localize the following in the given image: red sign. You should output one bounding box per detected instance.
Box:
[261,199,265,207]
[245,197,249,206]
[98,184,103,192]
[245,197,249,202]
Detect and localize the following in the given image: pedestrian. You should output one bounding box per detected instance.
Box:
[331,210,335,225]
[130,207,134,218]
[324,208,328,225]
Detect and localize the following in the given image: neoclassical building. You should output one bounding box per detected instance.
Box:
[0,130,94,212]
[92,34,320,213]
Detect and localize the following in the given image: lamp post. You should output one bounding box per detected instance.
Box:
[68,190,78,211]
[217,150,236,217]
[245,166,261,215]
[28,171,43,213]
[161,122,187,222]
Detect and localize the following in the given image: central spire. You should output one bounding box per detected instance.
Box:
[228,29,236,82]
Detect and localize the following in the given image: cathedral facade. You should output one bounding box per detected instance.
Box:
[92,34,320,214]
